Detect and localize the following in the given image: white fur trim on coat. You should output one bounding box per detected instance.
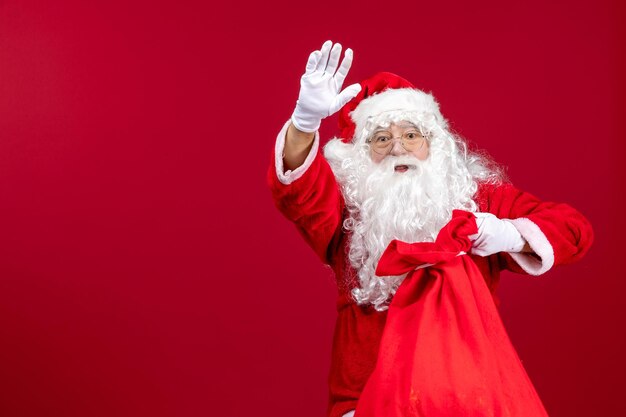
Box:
[506,218,555,275]
[274,119,319,185]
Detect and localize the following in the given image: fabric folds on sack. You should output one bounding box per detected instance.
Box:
[355,210,549,417]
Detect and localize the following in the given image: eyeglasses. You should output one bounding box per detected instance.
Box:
[366,129,427,155]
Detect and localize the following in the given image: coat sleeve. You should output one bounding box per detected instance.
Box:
[476,182,594,275]
[267,120,345,265]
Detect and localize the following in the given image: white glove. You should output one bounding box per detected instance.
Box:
[291,40,362,133]
[469,212,526,256]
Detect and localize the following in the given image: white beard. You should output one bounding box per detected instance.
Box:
[325,137,485,311]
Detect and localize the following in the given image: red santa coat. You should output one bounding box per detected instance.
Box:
[268,122,593,417]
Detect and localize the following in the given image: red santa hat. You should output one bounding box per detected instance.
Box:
[338,72,447,143]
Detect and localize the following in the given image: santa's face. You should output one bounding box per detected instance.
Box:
[366,121,430,166]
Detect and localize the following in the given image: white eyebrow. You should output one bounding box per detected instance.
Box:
[395,122,419,129]
[372,123,419,133]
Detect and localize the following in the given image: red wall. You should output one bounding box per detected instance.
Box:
[0,1,624,416]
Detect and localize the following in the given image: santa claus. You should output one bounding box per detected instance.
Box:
[268,41,593,417]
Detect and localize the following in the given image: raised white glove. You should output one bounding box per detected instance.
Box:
[469,212,526,257]
[291,40,362,133]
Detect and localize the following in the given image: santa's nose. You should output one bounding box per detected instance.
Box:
[389,139,407,156]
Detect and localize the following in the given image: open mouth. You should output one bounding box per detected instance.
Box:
[394,164,416,173]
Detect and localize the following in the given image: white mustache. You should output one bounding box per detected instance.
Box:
[373,155,428,176]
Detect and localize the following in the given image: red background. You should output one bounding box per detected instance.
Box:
[1,0,624,416]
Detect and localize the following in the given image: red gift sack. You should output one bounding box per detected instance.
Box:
[355,210,549,417]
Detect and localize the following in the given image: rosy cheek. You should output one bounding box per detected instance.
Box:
[415,145,430,160]
[370,152,384,163]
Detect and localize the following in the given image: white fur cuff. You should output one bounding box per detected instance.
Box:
[274,119,320,185]
[506,217,555,276]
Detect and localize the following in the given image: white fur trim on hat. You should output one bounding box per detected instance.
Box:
[350,88,446,143]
